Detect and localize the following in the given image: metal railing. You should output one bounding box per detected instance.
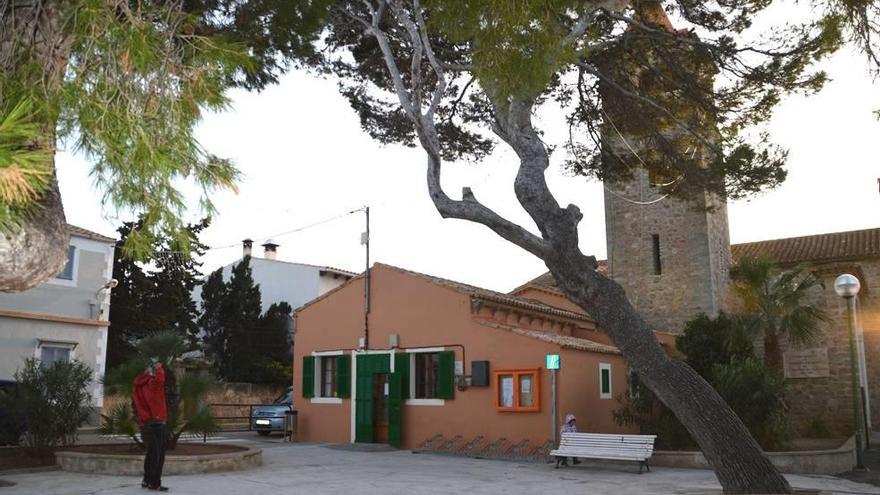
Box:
[206,403,297,441]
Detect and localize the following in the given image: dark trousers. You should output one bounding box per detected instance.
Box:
[142,422,167,488]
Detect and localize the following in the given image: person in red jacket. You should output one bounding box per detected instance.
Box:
[133,359,169,492]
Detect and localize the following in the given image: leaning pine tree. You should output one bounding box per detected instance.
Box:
[303,0,880,493]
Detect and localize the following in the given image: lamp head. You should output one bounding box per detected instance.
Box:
[834,274,861,298]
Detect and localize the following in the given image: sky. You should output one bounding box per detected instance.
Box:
[56,45,880,294]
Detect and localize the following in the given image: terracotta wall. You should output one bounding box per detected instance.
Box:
[294,265,635,449]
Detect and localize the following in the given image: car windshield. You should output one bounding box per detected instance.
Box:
[273,390,292,405]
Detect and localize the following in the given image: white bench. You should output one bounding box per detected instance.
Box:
[549,432,656,473]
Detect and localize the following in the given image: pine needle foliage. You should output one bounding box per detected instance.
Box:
[0,97,53,231]
[1,0,335,260]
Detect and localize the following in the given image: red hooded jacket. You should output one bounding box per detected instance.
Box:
[133,366,167,426]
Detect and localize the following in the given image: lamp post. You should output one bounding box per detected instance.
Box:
[835,273,866,470]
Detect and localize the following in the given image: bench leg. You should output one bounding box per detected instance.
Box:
[639,460,650,473]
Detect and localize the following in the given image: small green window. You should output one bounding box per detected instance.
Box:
[599,363,612,399]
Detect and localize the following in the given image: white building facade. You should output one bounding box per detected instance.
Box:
[0,225,116,412]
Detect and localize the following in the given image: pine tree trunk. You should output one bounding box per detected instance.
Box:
[0,0,72,292]
[547,256,792,494]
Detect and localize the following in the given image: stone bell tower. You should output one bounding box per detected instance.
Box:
[596,2,733,333]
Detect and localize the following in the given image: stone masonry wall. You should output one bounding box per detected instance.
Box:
[780,259,880,436]
[603,169,732,333]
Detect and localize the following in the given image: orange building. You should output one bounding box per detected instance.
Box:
[292,263,668,450]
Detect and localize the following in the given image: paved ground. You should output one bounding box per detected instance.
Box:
[2,432,880,495]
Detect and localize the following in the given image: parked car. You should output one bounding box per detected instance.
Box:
[252,386,293,436]
[0,380,25,446]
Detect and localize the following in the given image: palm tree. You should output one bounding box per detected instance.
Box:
[101,331,217,449]
[733,256,829,372]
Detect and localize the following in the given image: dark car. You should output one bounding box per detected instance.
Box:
[0,380,25,446]
[251,386,293,436]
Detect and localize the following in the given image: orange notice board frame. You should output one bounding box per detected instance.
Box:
[493,368,541,412]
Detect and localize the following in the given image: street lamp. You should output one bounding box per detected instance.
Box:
[835,273,866,470]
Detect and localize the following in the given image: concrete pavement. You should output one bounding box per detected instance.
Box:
[2,433,879,494]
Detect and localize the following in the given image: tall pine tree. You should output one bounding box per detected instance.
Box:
[107,219,209,368]
[106,222,152,368]
[198,258,292,384]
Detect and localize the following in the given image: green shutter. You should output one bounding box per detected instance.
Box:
[437,351,455,400]
[336,355,351,398]
[395,353,410,400]
[354,355,374,443]
[302,356,315,398]
[388,371,404,447]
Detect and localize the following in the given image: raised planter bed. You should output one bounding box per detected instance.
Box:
[651,437,854,475]
[55,443,261,475]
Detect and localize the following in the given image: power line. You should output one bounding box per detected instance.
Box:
[150,207,366,256]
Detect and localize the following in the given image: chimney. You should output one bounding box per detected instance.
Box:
[242,238,253,258]
[262,239,279,260]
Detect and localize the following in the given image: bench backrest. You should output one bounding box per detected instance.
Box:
[557,432,656,458]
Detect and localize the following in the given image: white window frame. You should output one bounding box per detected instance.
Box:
[47,245,79,287]
[311,350,343,404]
[35,339,78,364]
[406,347,445,406]
[599,362,612,400]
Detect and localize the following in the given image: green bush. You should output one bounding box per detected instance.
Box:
[616,312,791,450]
[676,311,754,376]
[13,358,93,450]
[711,357,790,450]
[613,388,695,450]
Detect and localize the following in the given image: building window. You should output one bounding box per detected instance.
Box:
[599,363,612,399]
[320,356,338,398]
[302,354,349,400]
[414,352,440,399]
[627,367,641,400]
[651,234,661,275]
[55,246,76,281]
[494,369,541,412]
[37,341,76,369]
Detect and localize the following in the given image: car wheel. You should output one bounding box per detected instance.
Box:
[257,430,271,437]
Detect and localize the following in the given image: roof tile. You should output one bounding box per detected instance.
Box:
[731,227,880,265]
[66,224,115,243]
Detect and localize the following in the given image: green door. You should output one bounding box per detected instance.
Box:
[355,354,389,443]
[388,371,402,446]
[354,353,408,446]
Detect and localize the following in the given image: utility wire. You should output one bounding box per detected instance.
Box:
[151,207,366,256]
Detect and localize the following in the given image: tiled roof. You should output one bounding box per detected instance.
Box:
[516,260,607,291]
[320,266,357,278]
[67,224,115,243]
[731,227,880,266]
[521,227,880,290]
[475,320,621,355]
[376,263,593,322]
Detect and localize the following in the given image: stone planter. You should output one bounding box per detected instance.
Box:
[651,437,855,475]
[55,445,262,475]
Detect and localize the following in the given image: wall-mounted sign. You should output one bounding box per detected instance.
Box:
[546,354,560,370]
[783,347,830,379]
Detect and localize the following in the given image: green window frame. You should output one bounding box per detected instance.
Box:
[337,355,351,398]
[302,356,315,398]
[599,363,612,399]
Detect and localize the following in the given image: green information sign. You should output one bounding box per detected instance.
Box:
[546,354,560,370]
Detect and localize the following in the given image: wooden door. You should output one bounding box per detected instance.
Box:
[373,374,389,444]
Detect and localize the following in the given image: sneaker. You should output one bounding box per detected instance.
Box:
[147,486,169,492]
